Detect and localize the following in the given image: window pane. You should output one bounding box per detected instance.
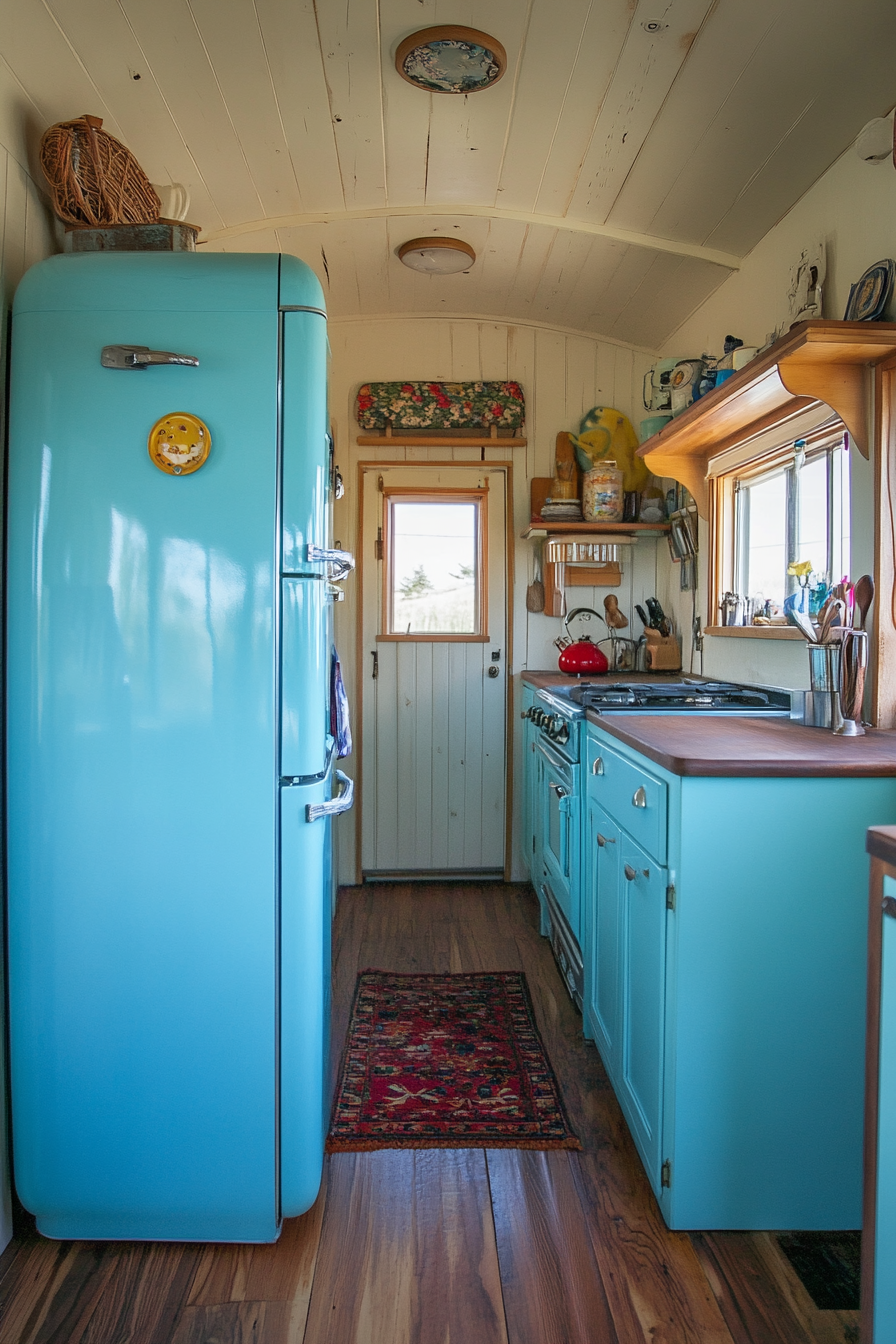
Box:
[745,472,787,604]
[390,501,478,634]
[797,456,828,577]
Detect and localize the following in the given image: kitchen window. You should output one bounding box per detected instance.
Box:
[381,488,488,639]
[710,419,850,621]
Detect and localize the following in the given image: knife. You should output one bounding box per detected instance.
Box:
[646,597,671,635]
[635,604,651,628]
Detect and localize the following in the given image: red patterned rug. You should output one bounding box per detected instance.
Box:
[326,970,580,1152]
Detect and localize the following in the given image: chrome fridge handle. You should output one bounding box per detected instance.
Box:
[306,771,354,822]
[306,544,355,581]
[101,345,199,369]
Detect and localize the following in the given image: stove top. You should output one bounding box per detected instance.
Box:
[539,679,793,718]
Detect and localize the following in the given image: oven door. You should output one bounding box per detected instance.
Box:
[536,737,579,939]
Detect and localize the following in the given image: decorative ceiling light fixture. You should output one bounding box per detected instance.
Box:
[395,26,506,94]
[398,237,476,274]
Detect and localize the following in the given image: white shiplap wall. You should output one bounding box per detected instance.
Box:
[0,55,58,1258]
[328,316,655,882]
[658,124,896,691]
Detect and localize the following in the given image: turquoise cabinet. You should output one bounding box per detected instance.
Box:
[586,802,622,1058]
[863,832,896,1343]
[584,721,896,1230]
[586,798,667,1190]
[874,886,896,1341]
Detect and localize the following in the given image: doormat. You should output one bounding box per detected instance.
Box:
[777,1231,861,1310]
[326,970,580,1152]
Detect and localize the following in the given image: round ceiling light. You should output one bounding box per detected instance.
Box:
[398,237,476,275]
[395,26,506,94]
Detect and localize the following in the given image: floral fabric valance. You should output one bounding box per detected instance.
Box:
[356,381,525,432]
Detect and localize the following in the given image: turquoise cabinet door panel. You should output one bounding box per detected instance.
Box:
[587,802,622,1070]
[619,834,667,1188]
[875,881,896,1342]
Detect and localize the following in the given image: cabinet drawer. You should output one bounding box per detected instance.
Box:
[586,735,667,863]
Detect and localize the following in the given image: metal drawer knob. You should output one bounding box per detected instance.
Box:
[596,833,616,847]
[632,786,647,809]
[592,757,604,776]
[623,864,637,881]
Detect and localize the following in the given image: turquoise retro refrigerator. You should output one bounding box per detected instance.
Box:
[5,252,353,1242]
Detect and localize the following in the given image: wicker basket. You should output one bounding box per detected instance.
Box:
[39,115,160,227]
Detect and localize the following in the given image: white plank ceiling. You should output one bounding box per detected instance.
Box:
[3,0,895,347]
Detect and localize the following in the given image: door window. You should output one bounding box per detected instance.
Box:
[383,490,487,639]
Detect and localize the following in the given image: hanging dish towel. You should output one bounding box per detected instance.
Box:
[331,648,352,759]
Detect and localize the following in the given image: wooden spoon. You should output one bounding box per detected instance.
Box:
[853,573,874,630]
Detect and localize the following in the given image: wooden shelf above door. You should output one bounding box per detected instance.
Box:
[638,320,896,516]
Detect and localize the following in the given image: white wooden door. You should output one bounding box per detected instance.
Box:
[360,465,508,877]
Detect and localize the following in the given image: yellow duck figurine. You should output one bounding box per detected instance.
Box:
[569,406,649,494]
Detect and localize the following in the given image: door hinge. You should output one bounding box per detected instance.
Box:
[377,474,384,492]
[666,884,676,911]
[661,1159,672,1188]
[375,526,383,560]
[371,650,378,680]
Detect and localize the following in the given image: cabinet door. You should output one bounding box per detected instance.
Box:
[586,802,622,1074]
[619,835,667,1187]
[874,888,896,1342]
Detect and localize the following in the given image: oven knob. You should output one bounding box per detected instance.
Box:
[532,709,542,726]
[545,715,556,736]
[557,723,570,745]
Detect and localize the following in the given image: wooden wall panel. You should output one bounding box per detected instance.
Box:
[328,315,654,882]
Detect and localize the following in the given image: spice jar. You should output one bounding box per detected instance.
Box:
[582,460,623,522]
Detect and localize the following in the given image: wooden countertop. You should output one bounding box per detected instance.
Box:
[585,713,896,778]
[866,825,896,865]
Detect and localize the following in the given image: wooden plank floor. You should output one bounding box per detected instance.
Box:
[0,883,860,1344]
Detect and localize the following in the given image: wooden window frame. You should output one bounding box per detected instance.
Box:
[707,419,846,636]
[378,486,490,643]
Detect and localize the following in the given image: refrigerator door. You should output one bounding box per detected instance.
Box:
[280,772,333,1217]
[7,253,285,1241]
[281,309,329,575]
[281,577,330,779]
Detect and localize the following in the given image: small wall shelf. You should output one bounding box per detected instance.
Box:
[523,520,669,539]
[357,428,526,449]
[704,625,804,640]
[638,320,896,516]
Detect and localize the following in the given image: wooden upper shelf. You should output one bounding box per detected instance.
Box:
[638,320,896,517]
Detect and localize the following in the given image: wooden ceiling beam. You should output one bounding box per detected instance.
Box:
[201,205,742,271]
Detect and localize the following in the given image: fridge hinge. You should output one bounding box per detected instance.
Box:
[661,1159,672,1188]
[666,884,676,911]
[375,526,383,560]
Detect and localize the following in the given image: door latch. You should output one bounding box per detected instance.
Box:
[101,345,199,369]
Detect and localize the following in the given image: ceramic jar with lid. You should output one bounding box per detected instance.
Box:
[582,460,624,522]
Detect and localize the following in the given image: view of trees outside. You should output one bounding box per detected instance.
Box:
[391,502,478,633]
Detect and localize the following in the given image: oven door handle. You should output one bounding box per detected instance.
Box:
[558,793,571,875]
